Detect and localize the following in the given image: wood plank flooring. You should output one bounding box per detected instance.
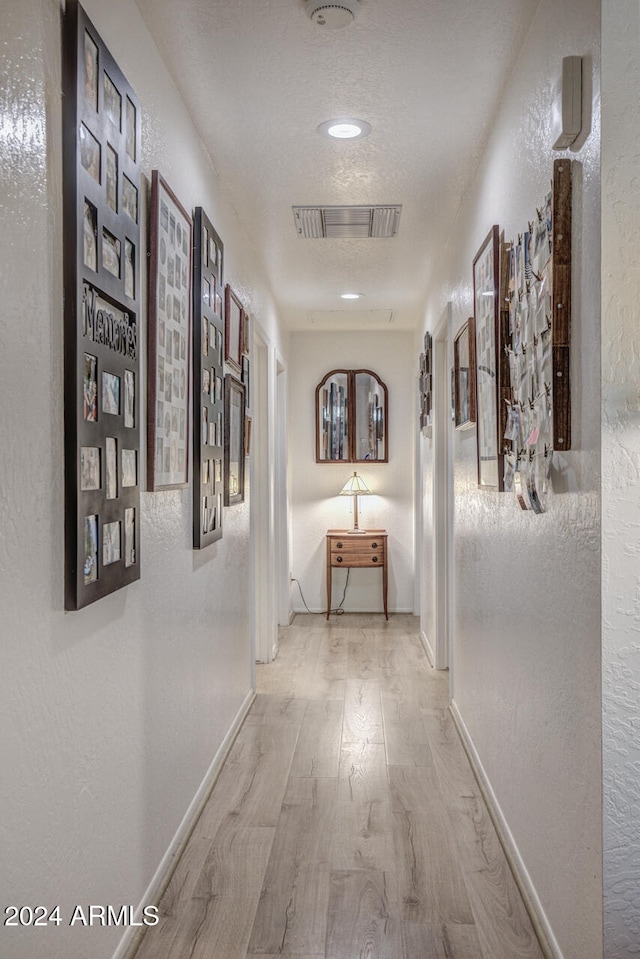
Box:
[134,614,544,959]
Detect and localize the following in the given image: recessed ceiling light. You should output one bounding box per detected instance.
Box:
[341,293,362,300]
[317,118,371,140]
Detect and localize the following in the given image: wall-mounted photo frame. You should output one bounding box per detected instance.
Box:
[453,318,476,430]
[473,225,505,490]
[224,374,246,506]
[62,0,141,609]
[147,170,192,491]
[192,207,224,548]
[241,354,250,411]
[502,160,572,512]
[224,284,243,374]
[418,331,433,432]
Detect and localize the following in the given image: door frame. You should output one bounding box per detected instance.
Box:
[433,303,453,671]
[251,323,279,664]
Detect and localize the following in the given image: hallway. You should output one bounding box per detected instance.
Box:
[135,615,544,959]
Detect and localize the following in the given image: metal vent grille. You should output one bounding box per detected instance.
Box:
[293,205,401,239]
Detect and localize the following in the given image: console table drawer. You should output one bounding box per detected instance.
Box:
[330,547,385,567]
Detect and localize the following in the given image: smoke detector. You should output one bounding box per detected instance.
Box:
[305,0,360,29]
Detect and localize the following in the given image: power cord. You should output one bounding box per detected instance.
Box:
[291,571,350,616]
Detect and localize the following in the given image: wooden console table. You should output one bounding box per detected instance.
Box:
[326,529,388,620]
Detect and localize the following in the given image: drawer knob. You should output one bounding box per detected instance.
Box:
[371,542,378,549]
[372,556,378,563]
[336,542,343,549]
[337,556,343,563]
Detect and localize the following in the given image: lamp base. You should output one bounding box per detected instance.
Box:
[347,528,367,534]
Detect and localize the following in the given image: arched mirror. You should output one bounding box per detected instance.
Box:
[316,369,388,463]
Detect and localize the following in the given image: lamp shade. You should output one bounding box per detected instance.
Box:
[339,471,371,496]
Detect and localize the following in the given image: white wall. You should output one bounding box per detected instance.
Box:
[601,1,640,954]
[420,1,602,957]
[0,1,285,957]
[289,330,414,615]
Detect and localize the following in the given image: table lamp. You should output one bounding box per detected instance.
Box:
[339,471,371,534]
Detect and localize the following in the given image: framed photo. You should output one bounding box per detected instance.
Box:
[418,332,433,433]
[193,208,225,548]
[224,284,243,374]
[453,318,476,430]
[224,374,246,506]
[241,354,250,410]
[147,170,192,490]
[63,0,141,609]
[242,311,250,356]
[473,225,504,490]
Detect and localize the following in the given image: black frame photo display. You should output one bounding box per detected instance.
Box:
[63,0,142,609]
[193,207,225,547]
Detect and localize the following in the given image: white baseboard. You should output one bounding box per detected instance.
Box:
[290,606,414,616]
[449,699,563,959]
[113,688,256,959]
[420,629,435,666]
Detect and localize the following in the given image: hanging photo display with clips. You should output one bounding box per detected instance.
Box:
[192,207,225,548]
[62,0,142,609]
[502,160,572,512]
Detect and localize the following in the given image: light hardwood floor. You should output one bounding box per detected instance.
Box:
[134,613,545,959]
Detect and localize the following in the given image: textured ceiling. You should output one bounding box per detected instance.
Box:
[134,0,536,330]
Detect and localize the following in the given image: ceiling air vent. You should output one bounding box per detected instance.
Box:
[293,205,402,239]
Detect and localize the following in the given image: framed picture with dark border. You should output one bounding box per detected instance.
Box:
[453,317,476,430]
[224,374,246,506]
[193,207,224,548]
[62,0,141,609]
[473,225,504,489]
[147,171,192,490]
[418,332,433,432]
[241,354,250,411]
[224,284,243,374]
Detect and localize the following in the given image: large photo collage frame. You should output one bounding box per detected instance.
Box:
[63,0,142,609]
[193,208,225,547]
[147,171,193,492]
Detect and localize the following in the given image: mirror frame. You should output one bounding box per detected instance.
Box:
[315,368,388,464]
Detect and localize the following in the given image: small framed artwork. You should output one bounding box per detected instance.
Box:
[473,225,504,490]
[242,311,250,356]
[418,332,433,433]
[241,354,250,410]
[245,415,252,457]
[147,170,192,490]
[63,0,142,609]
[224,284,243,374]
[224,374,246,506]
[453,318,476,430]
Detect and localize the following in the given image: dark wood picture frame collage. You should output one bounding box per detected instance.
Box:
[63,0,142,609]
[63,0,251,608]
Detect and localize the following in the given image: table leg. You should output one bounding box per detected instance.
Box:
[383,561,388,620]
